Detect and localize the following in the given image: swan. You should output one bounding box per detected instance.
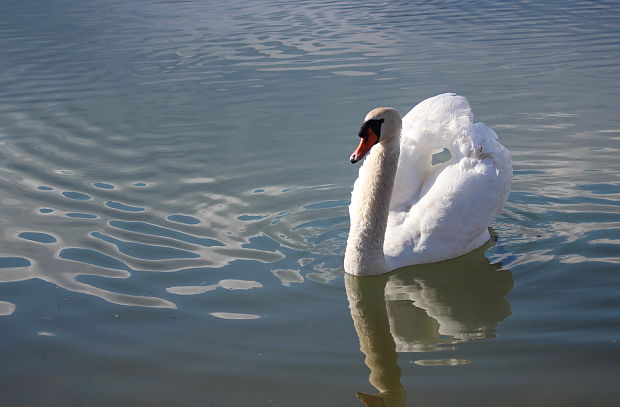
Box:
[344,93,512,276]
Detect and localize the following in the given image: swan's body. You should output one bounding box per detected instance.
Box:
[345,93,512,276]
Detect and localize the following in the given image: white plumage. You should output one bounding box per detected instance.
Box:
[345,93,512,275]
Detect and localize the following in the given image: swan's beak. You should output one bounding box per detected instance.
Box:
[350,128,380,164]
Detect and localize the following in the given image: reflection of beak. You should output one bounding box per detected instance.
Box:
[350,128,380,164]
[357,392,388,407]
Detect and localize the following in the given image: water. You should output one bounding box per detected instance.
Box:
[1,0,619,405]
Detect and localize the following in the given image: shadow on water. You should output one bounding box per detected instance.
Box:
[345,242,513,407]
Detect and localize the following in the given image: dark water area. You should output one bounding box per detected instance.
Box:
[1,0,619,405]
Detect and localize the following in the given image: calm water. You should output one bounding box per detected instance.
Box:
[1,0,619,405]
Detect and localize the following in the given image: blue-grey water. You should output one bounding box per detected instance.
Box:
[1,0,619,406]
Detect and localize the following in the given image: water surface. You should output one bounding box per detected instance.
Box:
[1,0,619,405]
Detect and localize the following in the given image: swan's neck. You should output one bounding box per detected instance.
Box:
[345,140,399,275]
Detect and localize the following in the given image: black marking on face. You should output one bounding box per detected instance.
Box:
[358,118,384,140]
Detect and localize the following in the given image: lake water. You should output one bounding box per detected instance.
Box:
[1,0,619,405]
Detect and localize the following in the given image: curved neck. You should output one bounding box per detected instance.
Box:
[345,139,399,275]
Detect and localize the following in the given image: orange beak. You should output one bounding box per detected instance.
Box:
[350,127,380,164]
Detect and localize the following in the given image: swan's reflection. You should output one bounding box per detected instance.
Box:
[345,245,513,407]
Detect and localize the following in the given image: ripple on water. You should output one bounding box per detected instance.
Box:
[166,214,201,225]
[105,201,146,212]
[90,232,200,261]
[209,312,261,320]
[109,221,224,247]
[18,232,57,244]
[237,215,267,221]
[303,200,349,210]
[66,212,98,219]
[575,183,620,195]
[414,359,471,366]
[0,301,16,316]
[166,279,262,295]
[59,248,132,272]
[272,269,304,286]
[62,191,92,200]
[0,257,31,268]
[0,0,618,403]
[93,182,115,190]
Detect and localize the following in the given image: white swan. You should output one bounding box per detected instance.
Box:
[344,93,512,276]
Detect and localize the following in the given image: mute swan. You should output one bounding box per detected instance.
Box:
[345,93,512,276]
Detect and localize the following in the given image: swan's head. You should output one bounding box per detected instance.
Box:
[350,107,401,164]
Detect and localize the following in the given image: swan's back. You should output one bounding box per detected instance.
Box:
[385,93,512,269]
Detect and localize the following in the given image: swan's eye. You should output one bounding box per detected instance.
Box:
[358,118,384,140]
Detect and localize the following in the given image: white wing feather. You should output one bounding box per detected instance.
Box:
[384,93,512,269]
